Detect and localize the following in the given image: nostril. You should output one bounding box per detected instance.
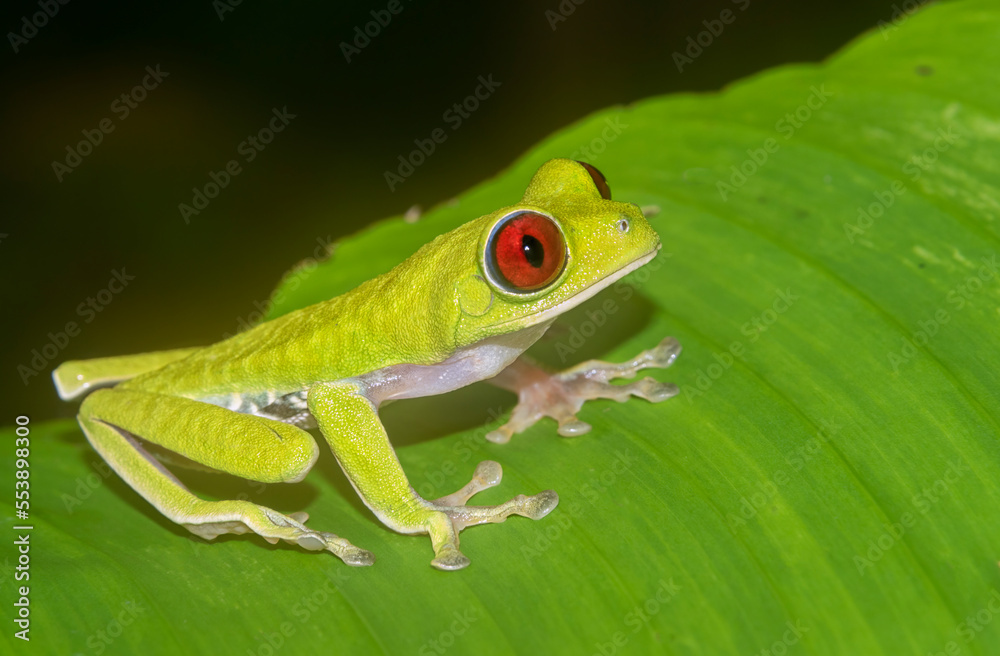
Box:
[616,218,630,234]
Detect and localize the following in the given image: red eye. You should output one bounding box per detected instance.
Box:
[576,161,612,200]
[487,212,566,292]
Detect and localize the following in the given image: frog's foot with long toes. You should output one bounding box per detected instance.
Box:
[485,337,682,444]
[184,508,375,566]
[418,460,559,570]
[308,382,558,570]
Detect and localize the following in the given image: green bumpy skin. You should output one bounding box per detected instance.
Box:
[53,159,681,571]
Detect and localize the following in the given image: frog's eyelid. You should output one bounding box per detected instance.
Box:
[574,161,612,200]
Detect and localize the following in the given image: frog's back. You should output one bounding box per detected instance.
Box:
[121,250,464,400]
[68,216,481,403]
[121,294,348,398]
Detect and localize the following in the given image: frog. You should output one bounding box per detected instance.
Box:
[53,158,682,571]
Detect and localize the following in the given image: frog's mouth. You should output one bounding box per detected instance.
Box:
[498,243,662,330]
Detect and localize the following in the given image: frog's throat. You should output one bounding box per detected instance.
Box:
[497,244,661,331]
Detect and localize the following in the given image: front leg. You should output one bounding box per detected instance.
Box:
[485,337,682,444]
[307,382,558,570]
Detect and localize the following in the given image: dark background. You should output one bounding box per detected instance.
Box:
[2,0,890,420]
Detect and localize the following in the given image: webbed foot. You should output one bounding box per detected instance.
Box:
[486,337,681,443]
[422,461,558,570]
[184,502,375,567]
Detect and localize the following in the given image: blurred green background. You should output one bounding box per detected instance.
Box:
[2,0,890,420]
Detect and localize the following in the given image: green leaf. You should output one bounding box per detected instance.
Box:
[8,1,1000,653]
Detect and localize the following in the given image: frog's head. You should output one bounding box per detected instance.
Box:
[453,158,661,343]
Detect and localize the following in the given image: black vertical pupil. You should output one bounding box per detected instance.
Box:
[522,234,545,268]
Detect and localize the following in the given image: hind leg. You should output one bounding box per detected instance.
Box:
[78,388,373,566]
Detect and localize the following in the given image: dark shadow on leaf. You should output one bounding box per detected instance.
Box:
[381,285,658,450]
[532,284,657,368]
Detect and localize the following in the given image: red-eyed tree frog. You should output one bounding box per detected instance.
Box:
[54,159,681,570]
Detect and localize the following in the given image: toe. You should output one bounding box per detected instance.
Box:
[472,460,503,489]
[635,378,679,402]
[651,337,682,366]
[648,381,679,402]
[485,426,513,444]
[431,547,471,571]
[557,417,591,437]
[525,490,560,520]
[297,534,327,551]
[343,548,376,567]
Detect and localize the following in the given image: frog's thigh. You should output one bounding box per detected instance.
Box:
[80,388,319,484]
[78,388,374,566]
[77,388,317,525]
